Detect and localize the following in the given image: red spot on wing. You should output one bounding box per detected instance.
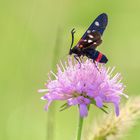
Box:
[78,39,84,43]
[96,52,103,62]
[77,39,84,48]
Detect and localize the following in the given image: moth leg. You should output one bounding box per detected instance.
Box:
[93,60,100,72]
[79,56,83,63]
[74,55,81,68]
[80,54,85,62]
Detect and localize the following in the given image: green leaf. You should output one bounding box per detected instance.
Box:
[90,98,109,114]
[60,103,68,108]
[90,99,96,105]
[100,108,109,114]
[59,103,70,111]
[103,104,108,108]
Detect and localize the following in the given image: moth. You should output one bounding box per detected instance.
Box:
[69,13,108,64]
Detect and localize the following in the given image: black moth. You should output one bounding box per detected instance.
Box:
[69,13,108,64]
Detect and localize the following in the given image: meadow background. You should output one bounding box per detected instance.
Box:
[0,0,140,140]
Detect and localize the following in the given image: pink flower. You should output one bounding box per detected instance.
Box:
[39,57,128,117]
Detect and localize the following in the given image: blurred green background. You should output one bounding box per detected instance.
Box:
[0,0,140,140]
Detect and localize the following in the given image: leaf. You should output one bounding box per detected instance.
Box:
[60,103,68,108]
[59,103,70,111]
[103,104,108,108]
[90,98,108,114]
[90,99,96,105]
[100,107,109,114]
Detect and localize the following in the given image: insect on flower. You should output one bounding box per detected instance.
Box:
[69,13,108,64]
[39,58,128,117]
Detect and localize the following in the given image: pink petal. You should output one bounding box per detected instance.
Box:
[79,104,88,117]
[44,100,52,110]
[95,97,103,108]
[114,102,119,116]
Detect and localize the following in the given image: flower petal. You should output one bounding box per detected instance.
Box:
[79,104,88,117]
[44,100,52,110]
[67,98,79,106]
[95,96,103,108]
[114,102,120,116]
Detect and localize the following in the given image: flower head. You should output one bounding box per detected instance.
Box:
[39,57,128,117]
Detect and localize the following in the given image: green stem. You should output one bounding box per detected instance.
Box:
[77,115,84,140]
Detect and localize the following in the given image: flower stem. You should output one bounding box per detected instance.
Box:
[77,115,84,140]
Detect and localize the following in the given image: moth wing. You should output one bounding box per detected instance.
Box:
[81,13,108,40]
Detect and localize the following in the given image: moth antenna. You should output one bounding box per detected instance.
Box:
[70,28,76,50]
